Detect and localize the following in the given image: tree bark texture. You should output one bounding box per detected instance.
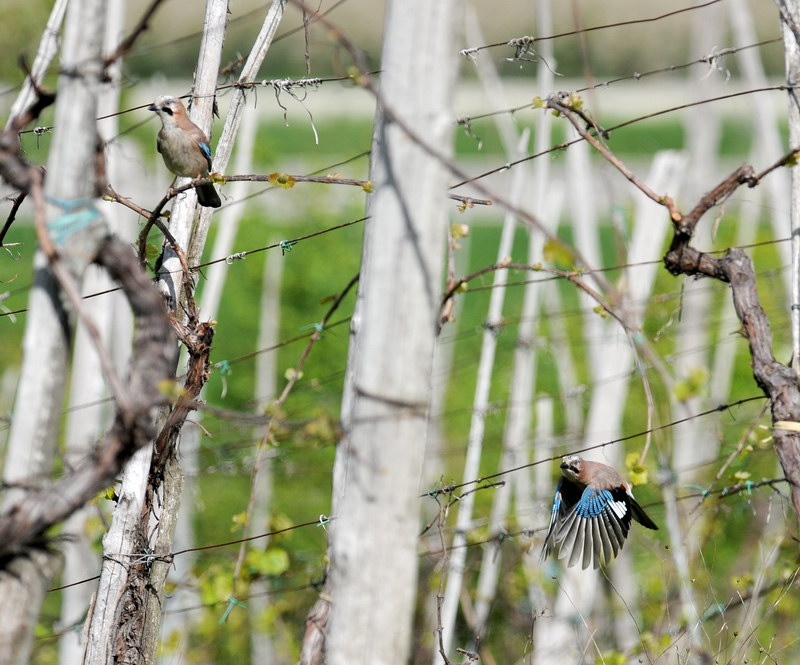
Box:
[665,210,800,519]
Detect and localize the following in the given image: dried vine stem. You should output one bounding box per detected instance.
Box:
[0,232,175,557]
[547,93,682,222]
[548,93,800,518]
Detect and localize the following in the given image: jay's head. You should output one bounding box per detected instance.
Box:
[148,95,186,124]
[560,455,584,483]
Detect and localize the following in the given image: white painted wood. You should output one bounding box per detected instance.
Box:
[58,1,127,661]
[0,0,108,660]
[441,128,527,654]
[326,1,457,662]
[437,125,527,663]
[248,246,283,665]
[731,0,792,298]
[187,0,288,266]
[156,0,231,306]
[469,0,560,641]
[4,0,69,130]
[82,445,152,665]
[84,3,230,663]
[158,108,262,664]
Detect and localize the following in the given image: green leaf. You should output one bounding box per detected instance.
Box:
[268,172,296,189]
[625,452,648,486]
[157,379,186,399]
[284,367,303,382]
[246,547,290,576]
[567,92,584,109]
[450,223,470,240]
[673,367,708,402]
[600,651,626,665]
[200,565,234,604]
[269,513,295,537]
[230,511,248,533]
[542,238,573,268]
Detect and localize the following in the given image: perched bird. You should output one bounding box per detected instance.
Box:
[148,95,221,208]
[541,455,658,570]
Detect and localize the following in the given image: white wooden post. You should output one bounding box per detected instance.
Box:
[326,1,457,662]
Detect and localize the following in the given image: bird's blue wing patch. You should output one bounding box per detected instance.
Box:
[550,488,562,516]
[574,487,615,519]
[198,141,212,160]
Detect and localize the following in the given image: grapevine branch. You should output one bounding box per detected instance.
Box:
[547,92,800,519]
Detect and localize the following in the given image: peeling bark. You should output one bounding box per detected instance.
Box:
[665,208,800,519]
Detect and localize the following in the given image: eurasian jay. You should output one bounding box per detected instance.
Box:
[541,455,658,570]
[148,95,221,208]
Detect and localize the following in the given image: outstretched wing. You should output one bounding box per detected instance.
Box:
[540,477,582,562]
[553,486,632,569]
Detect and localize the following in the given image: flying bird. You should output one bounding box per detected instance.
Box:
[541,455,658,570]
[148,95,221,208]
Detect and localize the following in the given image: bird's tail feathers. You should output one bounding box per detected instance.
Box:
[196,182,221,208]
[630,499,658,530]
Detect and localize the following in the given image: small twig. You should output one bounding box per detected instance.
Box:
[230,272,360,592]
[714,402,771,483]
[8,61,56,134]
[0,191,27,246]
[700,566,800,622]
[133,188,187,264]
[420,481,504,536]
[104,184,154,219]
[717,478,788,498]
[434,494,454,665]
[547,94,681,222]
[103,0,168,66]
[448,193,492,207]
[440,225,461,328]
[677,165,756,237]
[749,147,800,186]
[222,173,370,187]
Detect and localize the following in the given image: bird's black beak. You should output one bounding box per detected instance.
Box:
[147,103,158,112]
[560,462,569,470]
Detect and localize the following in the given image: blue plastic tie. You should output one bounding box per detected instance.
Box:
[217,596,248,624]
[280,239,298,255]
[46,196,100,245]
[683,484,710,498]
